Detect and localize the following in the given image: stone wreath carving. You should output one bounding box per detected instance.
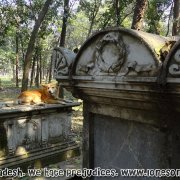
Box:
[53,50,69,76]
[169,49,180,75]
[78,32,127,75]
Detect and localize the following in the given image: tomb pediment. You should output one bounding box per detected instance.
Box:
[72,28,170,79]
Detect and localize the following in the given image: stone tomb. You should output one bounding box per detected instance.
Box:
[54,28,180,179]
[0,103,80,171]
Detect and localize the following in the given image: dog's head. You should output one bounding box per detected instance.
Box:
[42,83,58,97]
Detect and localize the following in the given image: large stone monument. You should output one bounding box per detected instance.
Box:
[54,28,180,179]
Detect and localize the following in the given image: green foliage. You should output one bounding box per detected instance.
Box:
[0,0,64,80]
[0,0,178,89]
[145,0,172,35]
[79,0,102,20]
[95,0,135,29]
[0,47,15,70]
[75,0,136,38]
[66,11,89,49]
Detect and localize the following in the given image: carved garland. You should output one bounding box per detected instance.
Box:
[95,32,127,73]
[169,49,180,76]
[78,32,127,75]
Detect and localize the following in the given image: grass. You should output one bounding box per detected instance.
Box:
[0,77,16,87]
[0,76,20,100]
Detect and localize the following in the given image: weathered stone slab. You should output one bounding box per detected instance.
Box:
[0,102,80,169]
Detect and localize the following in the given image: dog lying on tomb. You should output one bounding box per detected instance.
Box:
[18,83,68,105]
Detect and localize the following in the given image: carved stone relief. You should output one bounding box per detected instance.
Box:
[169,49,180,76]
[53,48,76,77]
[53,50,69,76]
[78,32,127,75]
[76,32,158,77]
[174,49,180,63]
[122,61,156,76]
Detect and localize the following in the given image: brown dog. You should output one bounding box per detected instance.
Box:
[18,83,67,105]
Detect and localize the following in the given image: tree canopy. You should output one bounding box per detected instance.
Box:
[0,0,179,90]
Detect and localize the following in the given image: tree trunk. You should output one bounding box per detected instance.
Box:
[20,35,25,62]
[59,0,69,47]
[131,0,148,30]
[87,1,101,37]
[21,0,53,92]
[15,32,19,87]
[48,55,53,83]
[58,0,69,98]
[87,18,95,37]
[59,0,70,98]
[39,51,42,84]
[46,69,49,83]
[166,3,173,36]
[35,54,40,87]
[42,59,45,80]
[115,0,120,26]
[12,63,15,81]
[30,54,36,87]
[172,0,180,35]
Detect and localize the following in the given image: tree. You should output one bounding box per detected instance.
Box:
[0,0,62,89]
[166,1,173,36]
[60,0,70,46]
[172,0,180,35]
[0,0,26,86]
[131,0,148,30]
[21,0,53,92]
[15,31,19,87]
[145,0,172,35]
[114,0,121,26]
[66,11,89,50]
[94,0,135,29]
[79,0,102,37]
[30,51,37,87]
